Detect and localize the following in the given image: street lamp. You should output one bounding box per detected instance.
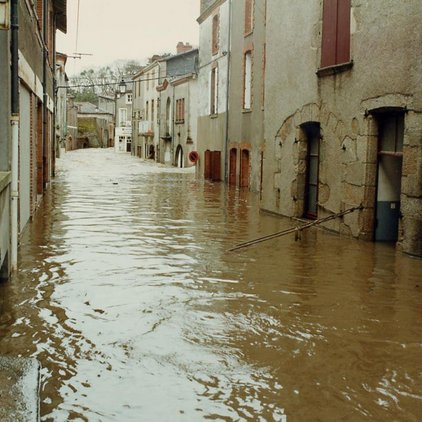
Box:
[119,78,127,95]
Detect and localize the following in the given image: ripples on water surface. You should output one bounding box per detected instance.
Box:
[0,149,421,421]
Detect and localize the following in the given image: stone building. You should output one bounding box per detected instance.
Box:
[261,0,422,256]
[0,0,66,279]
[227,0,266,191]
[75,102,114,149]
[196,0,231,181]
[157,47,199,167]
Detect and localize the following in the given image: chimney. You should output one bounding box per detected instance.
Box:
[176,42,193,55]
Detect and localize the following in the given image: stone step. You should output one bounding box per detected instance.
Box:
[0,356,40,422]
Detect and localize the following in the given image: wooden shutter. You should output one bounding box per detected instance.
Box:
[245,0,253,34]
[321,0,338,68]
[336,0,351,65]
[321,0,351,67]
[212,14,219,55]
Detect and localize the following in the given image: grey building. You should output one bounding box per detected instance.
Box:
[157,47,199,167]
[227,0,266,191]
[261,0,422,256]
[196,0,231,181]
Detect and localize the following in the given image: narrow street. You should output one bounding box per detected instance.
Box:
[0,149,421,421]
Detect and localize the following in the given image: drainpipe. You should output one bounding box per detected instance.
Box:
[10,0,19,271]
[42,0,47,188]
[224,0,232,182]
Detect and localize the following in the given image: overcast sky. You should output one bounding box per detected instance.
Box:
[56,0,200,76]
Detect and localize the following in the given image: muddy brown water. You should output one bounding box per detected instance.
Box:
[0,149,421,421]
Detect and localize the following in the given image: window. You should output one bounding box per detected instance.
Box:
[151,99,155,123]
[321,0,351,68]
[212,14,219,55]
[244,0,254,35]
[119,108,127,126]
[176,98,185,123]
[157,97,160,123]
[126,94,132,104]
[145,101,149,120]
[210,67,218,115]
[243,51,252,109]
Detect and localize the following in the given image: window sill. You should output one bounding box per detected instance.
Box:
[210,113,219,119]
[244,29,254,38]
[316,60,353,77]
[175,120,185,125]
[242,108,252,114]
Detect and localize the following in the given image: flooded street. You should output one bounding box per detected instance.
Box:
[0,148,421,421]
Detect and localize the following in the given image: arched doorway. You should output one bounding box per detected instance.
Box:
[176,145,184,168]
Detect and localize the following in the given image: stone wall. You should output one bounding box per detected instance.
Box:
[262,0,422,255]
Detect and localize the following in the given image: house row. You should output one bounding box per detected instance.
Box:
[0,0,67,280]
[112,43,199,168]
[191,0,422,257]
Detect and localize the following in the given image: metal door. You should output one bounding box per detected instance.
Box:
[375,114,404,241]
[304,123,320,219]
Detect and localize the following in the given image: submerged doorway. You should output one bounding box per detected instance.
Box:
[229,148,237,186]
[374,112,404,241]
[302,123,321,219]
[239,149,250,188]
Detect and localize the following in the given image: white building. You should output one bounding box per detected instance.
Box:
[114,90,133,153]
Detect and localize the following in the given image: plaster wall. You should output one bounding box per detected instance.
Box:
[173,78,198,167]
[139,61,167,159]
[228,0,266,192]
[262,0,422,254]
[197,0,229,179]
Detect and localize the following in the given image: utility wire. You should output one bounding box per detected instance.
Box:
[57,72,197,90]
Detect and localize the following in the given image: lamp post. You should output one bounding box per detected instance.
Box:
[119,78,126,95]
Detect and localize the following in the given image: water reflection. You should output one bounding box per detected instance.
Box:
[0,149,421,421]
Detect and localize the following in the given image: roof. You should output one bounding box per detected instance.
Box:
[75,102,112,115]
[53,0,67,34]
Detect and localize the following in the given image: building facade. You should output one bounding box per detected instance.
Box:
[133,60,167,160]
[114,91,133,153]
[75,102,113,149]
[157,48,199,167]
[0,0,67,279]
[261,0,422,256]
[227,0,266,191]
[196,0,231,181]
